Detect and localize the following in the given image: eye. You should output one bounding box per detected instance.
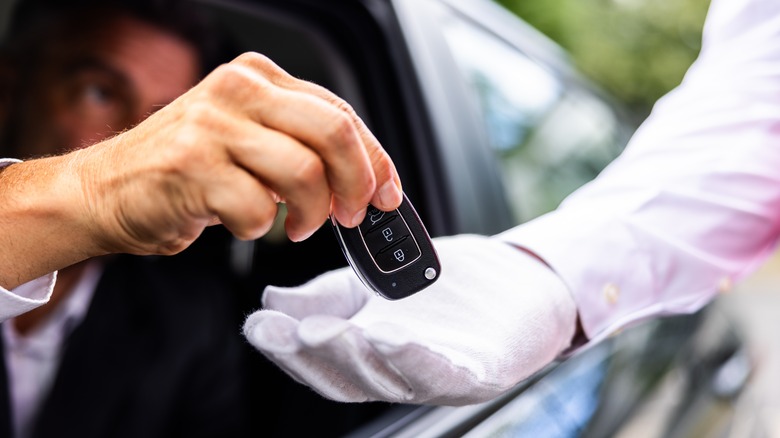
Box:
[82,82,114,105]
[67,72,130,128]
[75,78,119,111]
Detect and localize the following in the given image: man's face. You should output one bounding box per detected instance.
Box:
[9,13,199,158]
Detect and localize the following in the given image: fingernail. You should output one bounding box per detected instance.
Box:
[378,180,402,208]
[289,226,317,243]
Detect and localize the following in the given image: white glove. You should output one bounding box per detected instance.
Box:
[243,234,577,406]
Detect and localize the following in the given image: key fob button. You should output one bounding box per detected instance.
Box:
[362,216,411,255]
[375,237,421,272]
[361,206,397,230]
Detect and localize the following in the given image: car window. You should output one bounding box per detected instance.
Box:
[462,343,610,438]
[439,14,629,223]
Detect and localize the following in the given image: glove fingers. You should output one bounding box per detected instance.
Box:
[295,316,414,403]
[363,323,506,405]
[242,310,318,388]
[244,310,371,401]
[243,310,301,354]
[262,267,370,319]
[244,311,415,403]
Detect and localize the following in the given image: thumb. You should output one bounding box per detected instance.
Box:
[243,310,302,354]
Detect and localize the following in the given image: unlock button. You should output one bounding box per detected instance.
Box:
[375,237,421,272]
[363,217,410,255]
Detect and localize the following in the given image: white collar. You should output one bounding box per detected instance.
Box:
[3,259,103,359]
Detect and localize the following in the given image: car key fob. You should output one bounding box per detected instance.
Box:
[331,193,441,300]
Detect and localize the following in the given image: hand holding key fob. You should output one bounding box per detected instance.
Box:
[332,193,441,300]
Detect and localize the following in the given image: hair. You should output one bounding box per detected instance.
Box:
[2,0,235,76]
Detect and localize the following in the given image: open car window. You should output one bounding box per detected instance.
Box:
[0,0,750,437]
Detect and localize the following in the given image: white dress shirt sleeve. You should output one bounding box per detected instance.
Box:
[0,158,56,322]
[499,0,780,343]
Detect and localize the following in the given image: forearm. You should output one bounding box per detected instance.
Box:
[503,89,780,339]
[0,156,103,289]
[502,0,780,341]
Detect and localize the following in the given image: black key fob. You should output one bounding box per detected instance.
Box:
[331,193,441,300]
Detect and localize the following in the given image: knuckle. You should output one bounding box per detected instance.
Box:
[233,52,290,82]
[234,51,273,69]
[185,101,219,127]
[291,154,326,188]
[207,63,268,99]
[209,63,241,84]
[326,112,359,148]
[174,105,216,147]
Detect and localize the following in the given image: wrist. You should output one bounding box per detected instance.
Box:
[559,314,588,358]
[509,243,551,268]
[0,155,103,288]
[505,241,586,357]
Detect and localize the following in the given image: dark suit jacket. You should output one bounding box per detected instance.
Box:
[0,253,252,438]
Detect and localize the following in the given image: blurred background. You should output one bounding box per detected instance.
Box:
[496,1,780,436]
[496,0,711,120]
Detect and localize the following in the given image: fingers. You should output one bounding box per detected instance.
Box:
[244,310,413,402]
[202,164,279,240]
[296,316,413,400]
[249,87,372,227]
[269,77,404,214]
[243,310,373,402]
[244,309,478,404]
[243,310,302,355]
[227,53,403,226]
[261,267,371,319]
[362,323,496,405]
[225,118,331,241]
[94,51,404,255]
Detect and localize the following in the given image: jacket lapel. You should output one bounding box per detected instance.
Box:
[0,334,12,438]
[31,258,148,438]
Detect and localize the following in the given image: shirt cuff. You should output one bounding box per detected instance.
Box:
[0,273,56,322]
[0,158,21,169]
[0,158,57,321]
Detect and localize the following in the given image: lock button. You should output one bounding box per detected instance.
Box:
[374,237,421,272]
[362,216,411,256]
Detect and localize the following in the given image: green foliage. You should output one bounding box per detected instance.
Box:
[495,0,711,117]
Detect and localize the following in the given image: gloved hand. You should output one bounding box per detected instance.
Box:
[243,234,577,406]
